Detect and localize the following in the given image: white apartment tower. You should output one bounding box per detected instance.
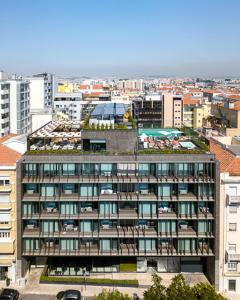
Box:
[28,73,54,110]
[0,82,10,137]
[0,78,31,136]
[211,139,240,295]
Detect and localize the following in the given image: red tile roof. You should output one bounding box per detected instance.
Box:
[210,140,240,175]
[0,133,17,144]
[0,134,21,166]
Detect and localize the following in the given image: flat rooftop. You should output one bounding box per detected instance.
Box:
[27,121,209,155]
[91,103,128,117]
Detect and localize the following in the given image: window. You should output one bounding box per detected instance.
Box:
[0,177,10,186]
[0,231,10,238]
[228,244,236,253]
[229,223,237,231]
[0,194,10,203]
[228,263,237,272]
[229,206,237,213]
[228,280,236,291]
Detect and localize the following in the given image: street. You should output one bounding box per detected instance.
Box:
[22,296,53,300]
[21,294,92,300]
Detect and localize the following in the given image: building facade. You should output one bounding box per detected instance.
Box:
[28,73,55,110]
[210,139,240,294]
[0,82,10,137]
[54,93,83,120]
[132,93,183,128]
[0,136,22,282]
[7,79,31,135]
[18,126,219,285]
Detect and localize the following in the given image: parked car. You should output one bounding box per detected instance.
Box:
[0,289,21,300]
[56,289,81,300]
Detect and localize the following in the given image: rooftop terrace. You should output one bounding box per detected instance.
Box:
[27,122,209,155]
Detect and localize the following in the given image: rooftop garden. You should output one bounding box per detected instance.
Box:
[83,110,137,130]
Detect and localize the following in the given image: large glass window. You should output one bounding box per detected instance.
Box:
[157,163,169,176]
[24,238,39,250]
[158,221,176,233]
[139,239,156,251]
[41,184,59,197]
[42,221,59,233]
[139,202,156,216]
[25,164,37,176]
[60,239,79,250]
[80,221,92,232]
[100,164,113,176]
[60,202,78,214]
[138,164,150,176]
[62,164,76,176]
[99,202,117,215]
[100,239,111,251]
[158,184,171,197]
[80,184,98,196]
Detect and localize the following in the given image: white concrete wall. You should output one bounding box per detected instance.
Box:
[219,173,240,293]
[29,78,45,110]
[31,113,52,132]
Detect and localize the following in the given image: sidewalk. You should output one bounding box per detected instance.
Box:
[0,268,213,299]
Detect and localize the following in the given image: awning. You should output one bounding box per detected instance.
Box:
[90,139,106,143]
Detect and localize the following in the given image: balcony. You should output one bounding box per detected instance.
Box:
[226,252,240,262]
[118,208,138,219]
[0,185,12,193]
[0,239,15,254]
[227,194,240,205]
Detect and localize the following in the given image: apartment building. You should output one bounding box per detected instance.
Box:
[210,139,240,294]
[28,73,55,110]
[132,93,183,128]
[0,82,10,137]
[211,99,240,136]
[54,93,83,120]
[117,79,144,91]
[7,78,31,135]
[0,135,22,282]
[18,122,218,285]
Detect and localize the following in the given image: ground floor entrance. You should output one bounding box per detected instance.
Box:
[28,256,212,278]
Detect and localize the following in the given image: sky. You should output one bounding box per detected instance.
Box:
[1,0,240,78]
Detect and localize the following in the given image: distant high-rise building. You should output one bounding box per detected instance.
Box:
[28,73,54,110]
[117,79,144,91]
[132,93,183,128]
[0,78,31,136]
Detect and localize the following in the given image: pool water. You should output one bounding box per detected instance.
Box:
[139,128,182,138]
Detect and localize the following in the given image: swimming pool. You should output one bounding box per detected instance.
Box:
[179,141,196,149]
[139,128,183,138]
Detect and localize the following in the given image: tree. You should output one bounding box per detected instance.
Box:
[143,274,167,300]
[192,282,226,300]
[94,289,133,300]
[166,274,195,300]
[101,123,105,130]
[91,123,96,130]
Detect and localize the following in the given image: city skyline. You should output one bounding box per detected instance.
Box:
[1,0,240,77]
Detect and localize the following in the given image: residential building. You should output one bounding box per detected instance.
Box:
[132,93,183,128]
[54,93,83,120]
[210,138,240,294]
[28,73,54,110]
[211,99,240,136]
[0,82,10,137]
[117,79,144,91]
[89,103,129,128]
[7,78,31,135]
[18,121,218,286]
[0,135,22,282]
[30,109,53,132]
